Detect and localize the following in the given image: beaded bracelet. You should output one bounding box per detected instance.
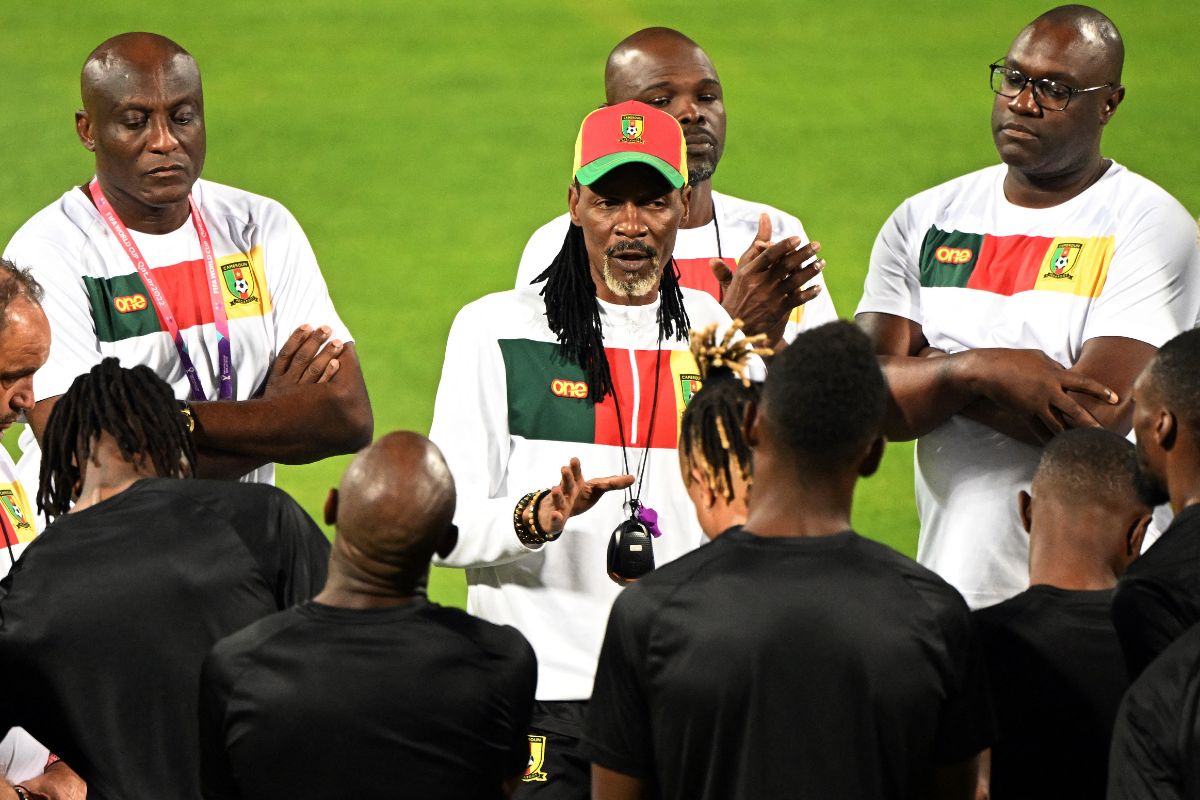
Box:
[531,489,561,542]
[513,490,545,548]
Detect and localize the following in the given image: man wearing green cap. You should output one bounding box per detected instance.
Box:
[429,100,797,798]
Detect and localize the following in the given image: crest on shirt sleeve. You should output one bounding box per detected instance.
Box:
[523,734,548,782]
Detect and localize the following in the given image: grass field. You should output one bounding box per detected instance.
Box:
[2,0,1197,608]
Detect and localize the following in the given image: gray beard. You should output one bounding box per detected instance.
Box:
[602,255,660,298]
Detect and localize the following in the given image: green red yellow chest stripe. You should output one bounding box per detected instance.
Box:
[499,339,701,448]
[919,227,1114,298]
[84,246,271,343]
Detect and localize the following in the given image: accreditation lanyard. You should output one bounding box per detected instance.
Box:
[88,178,233,401]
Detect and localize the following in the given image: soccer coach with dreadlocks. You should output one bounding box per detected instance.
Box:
[430,101,786,798]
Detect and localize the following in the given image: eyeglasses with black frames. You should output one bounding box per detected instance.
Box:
[988,62,1114,112]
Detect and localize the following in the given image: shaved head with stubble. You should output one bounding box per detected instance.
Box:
[81,32,199,105]
[320,431,457,604]
[76,32,207,233]
[604,27,726,186]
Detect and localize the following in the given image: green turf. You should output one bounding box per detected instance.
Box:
[2,1,1197,609]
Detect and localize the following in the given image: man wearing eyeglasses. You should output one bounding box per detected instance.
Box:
[856,5,1200,610]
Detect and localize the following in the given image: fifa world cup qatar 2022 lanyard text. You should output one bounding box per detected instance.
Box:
[89,178,234,402]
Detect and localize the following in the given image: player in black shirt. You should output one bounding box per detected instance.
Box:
[972,428,1151,800]
[583,322,993,800]
[199,431,537,799]
[1115,328,1200,678]
[1109,620,1200,799]
[0,359,330,800]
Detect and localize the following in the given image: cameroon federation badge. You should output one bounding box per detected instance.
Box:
[620,114,645,143]
[523,735,548,782]
[0,489,30,530]
[221,260,260,305]
[679,373,702,405]
[1043,242,1083,280]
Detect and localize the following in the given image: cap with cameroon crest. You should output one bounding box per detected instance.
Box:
[572,100,688,188]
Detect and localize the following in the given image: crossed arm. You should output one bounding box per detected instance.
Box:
[855,312,1152,444]
[28,324,373,479]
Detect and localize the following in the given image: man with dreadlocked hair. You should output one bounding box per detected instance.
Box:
[430,101,742,799]
[677,321,769,539]
[516,28,835,348]
[0,358,330,800]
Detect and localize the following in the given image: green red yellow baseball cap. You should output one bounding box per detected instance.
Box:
[572,100,688,189]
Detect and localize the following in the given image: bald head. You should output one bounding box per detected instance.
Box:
[331,432,456,592]
[82,32,200,110]
[605,28,707,98]
[75,32,206,228]
[1018,5,1124,83]
[604,27,725,185]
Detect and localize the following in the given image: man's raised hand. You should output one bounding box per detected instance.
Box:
[709,213,773,295]
[710,215,826,343]
[535,458,635,536]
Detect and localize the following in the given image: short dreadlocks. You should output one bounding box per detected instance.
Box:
[678,321,772,503]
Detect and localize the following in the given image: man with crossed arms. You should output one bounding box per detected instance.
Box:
[3,32,372,489]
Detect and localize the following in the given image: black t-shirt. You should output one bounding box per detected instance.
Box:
[199,597,537,800]
[972,585,1128,800]
[580,527,994,800]
[1109,620,1200,800]
[1113,504,1200,678]
[0,478,330,800]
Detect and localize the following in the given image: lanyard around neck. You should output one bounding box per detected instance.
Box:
[88,178,233,401]
[612,328,665,514]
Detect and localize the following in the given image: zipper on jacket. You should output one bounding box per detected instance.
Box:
[627,348,640,445]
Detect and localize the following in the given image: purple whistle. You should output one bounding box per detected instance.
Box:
[636,506,662,538]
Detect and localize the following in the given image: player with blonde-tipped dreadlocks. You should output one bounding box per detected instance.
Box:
[679,320,771,539]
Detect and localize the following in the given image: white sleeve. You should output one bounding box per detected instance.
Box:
[261,204,353,348]
[428,305,539,568]
[855,199,924,324]
[1081,201,1200,347]
[3,234,103,401]
[0,727,50,784]
[515,214,571,290]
